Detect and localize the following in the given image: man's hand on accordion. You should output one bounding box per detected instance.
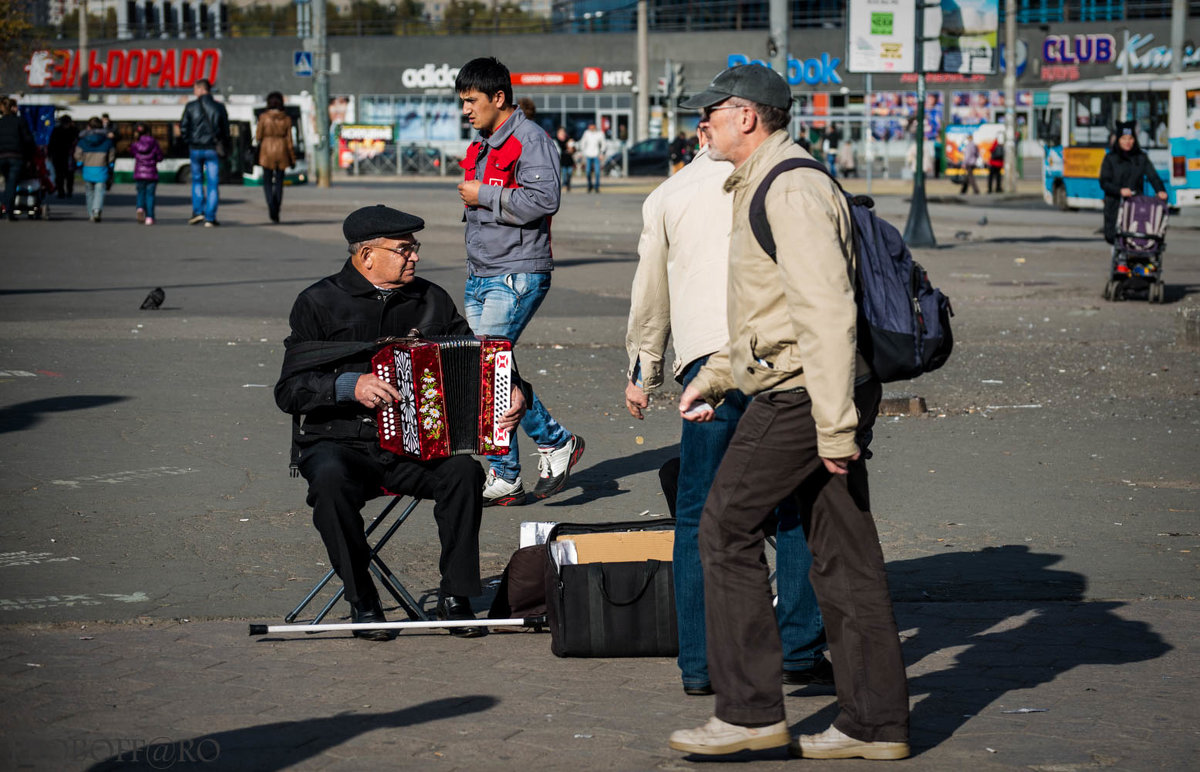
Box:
[497,383,527,435]
[354,373,402,409]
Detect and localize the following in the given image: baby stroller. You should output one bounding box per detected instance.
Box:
[8,152,52,220]
[1103,194,1168,303]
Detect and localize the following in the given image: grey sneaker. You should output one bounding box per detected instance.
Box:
[188,214,205,225]
[669,716,789,755]
[482,468,525,507]
[790,725,909,760]
[531,435,585,499]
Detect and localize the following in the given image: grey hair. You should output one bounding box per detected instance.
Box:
[726,96,790,134]
[348,237,388,256]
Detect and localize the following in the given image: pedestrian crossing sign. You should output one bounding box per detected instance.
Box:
[294,51,314,78]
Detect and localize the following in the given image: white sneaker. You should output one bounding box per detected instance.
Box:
[669,716,789,755]
[531,435,585,499]
[482,468,525,507]
[790,725,909,760]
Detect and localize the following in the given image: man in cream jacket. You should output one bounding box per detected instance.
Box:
[668,63,910,762]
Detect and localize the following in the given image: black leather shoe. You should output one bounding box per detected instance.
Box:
[683,683,714,696]
[782,657,835,686]
[436,594,486,638]
[349,598,395,641]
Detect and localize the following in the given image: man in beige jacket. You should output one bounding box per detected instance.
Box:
[625,132,833,698]
[668,63,909,761]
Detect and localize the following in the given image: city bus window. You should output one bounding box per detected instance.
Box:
[1036,107,1062,146]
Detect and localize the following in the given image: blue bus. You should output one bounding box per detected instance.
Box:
[1041,73,1200,210]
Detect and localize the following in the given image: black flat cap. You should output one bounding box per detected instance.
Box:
[343,205,424,243]
[681,63,792,111]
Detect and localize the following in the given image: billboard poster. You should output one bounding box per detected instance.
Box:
[847,0,915,73]
[933,0,999,75]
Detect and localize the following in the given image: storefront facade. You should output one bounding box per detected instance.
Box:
[9,19,1198,162]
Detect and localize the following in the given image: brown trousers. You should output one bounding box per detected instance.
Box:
[698,382,909,742]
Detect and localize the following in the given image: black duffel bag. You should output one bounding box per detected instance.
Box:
[544,519,677,658]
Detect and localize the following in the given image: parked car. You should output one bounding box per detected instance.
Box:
[624,137,671,176]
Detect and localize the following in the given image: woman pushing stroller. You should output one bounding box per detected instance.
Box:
[1098,121,1167,244]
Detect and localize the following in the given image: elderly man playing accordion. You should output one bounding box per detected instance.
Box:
[275,205,527,640]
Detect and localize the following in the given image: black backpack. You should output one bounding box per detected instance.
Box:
[749,158,953,383]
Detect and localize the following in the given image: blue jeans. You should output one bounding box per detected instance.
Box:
[463,272,569,481]
[84,180,106,216]
[560,164,573,191]
[189,148,220,222]
[135,180,158,219]
[584,157,601,191]
[674,357,826,688]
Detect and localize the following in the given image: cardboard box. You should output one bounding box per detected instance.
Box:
[557,530,674,564]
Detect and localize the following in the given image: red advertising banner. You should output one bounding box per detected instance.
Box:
[25,48,221,90]
[511,71,580,86]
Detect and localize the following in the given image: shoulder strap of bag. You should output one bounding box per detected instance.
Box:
[749,157,841,261]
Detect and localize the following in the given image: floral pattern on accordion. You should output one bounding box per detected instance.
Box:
[419,369,445,441]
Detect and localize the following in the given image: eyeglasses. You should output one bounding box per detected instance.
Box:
[373,241,421,258]
[700,104,745,122]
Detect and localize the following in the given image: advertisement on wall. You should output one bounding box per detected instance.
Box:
[933,0,999,75]
[338,124,392,170]
[846,0,915,73]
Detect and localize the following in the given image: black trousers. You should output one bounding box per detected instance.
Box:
[298,441,485,606]
[52,158,74,196]
[262,167,285,218]
[987,166,1003,193]
[1103,195,1121,244]
[699,381,909,742]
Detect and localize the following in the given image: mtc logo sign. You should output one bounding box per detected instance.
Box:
[583,67,634,90]
[727,53,842,85]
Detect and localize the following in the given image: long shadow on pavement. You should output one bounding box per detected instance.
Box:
[86,695,498,771]
[837,545,1172,756]
[0,395,129,435]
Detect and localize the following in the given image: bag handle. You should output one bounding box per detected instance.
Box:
[595,560,660,606]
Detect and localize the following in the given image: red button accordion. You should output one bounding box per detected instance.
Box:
[371,336,514,460]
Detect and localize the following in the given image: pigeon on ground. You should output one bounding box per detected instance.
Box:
[954,231,972,241]
[140,287,165,310]
[978,215,988,226]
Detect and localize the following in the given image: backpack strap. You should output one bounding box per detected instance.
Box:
[749,157,840,261]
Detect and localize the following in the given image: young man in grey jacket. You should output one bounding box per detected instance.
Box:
[456,57,584,506]
[669,63,909,761]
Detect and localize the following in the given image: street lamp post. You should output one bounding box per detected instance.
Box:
[78,0,89,101]
[903,2,936,248]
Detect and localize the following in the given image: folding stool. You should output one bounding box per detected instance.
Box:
[284,494,429,624]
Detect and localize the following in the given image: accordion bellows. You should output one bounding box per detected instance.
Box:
[372,336,513,460]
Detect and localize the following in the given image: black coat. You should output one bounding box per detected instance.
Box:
[0,114,34,160]
[179,94,229,150]
[275,260,477,449]
[1098,147,1166,242]
[1098,147,1165,200]
[47,124,79,163]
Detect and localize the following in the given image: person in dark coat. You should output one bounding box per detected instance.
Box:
[0,96,35,221]
[47,115,80,198]
[1098,121,1168,244]
[275,205,528,641]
